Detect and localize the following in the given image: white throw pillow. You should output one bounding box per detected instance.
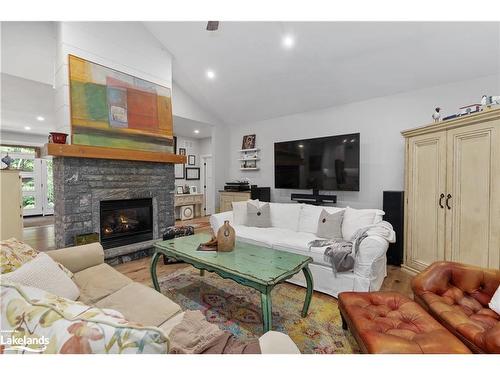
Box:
[298,204,345,234]
[232,199,259,225]
[341,206,385,241]
[489,286,500,315]
[269,202,302,231]
[1,252,80,300]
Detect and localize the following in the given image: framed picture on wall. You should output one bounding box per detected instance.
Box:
[242,134,256,150]
[188,155,196,165]
[176,186,184,194]
[185,167,200,180]
[179,148,186,156]
[174,164,185,179]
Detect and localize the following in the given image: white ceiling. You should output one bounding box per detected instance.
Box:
[173,116,213,138]
[146,21,500,125]
[1,73,56,135]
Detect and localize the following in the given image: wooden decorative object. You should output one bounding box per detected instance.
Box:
[216,220,235,252]
[42,143,186,164]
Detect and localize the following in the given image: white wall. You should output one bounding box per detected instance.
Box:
[229,74,500,209]
[199,137,212,156]
[175,135,203,191]
[0,22,56,86]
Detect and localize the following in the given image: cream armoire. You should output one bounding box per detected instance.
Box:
[402,108,500,272]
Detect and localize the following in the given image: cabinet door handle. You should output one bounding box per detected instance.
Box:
[446,194,452,209]
[438,193,445,208]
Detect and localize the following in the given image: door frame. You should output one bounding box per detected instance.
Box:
[200,154,214,216]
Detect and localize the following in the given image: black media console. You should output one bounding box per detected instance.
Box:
[290,189,337,206]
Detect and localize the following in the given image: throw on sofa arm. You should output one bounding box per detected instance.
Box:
[46,243,105,274]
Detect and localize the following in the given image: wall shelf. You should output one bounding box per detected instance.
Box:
[239,148,260,152]
[240,167,259,171]
[237,158,261,161]
[42,143,186,164]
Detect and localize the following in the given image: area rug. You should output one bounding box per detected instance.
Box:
[158,267,360,354]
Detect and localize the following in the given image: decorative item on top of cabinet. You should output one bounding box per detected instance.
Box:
[402,108,500,273]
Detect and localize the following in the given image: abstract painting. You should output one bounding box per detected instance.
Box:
[69,55,173,152]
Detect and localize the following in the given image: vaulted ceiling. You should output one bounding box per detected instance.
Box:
[146,22,500,125]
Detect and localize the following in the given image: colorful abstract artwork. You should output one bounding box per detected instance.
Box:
[69,55,173,152]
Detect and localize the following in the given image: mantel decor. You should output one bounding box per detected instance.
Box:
[68,55,174,153]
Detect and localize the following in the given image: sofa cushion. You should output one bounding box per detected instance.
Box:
[1,237,73,278]
[73,263,132,305]
[95,282,182,327]
[298,204,344,234]
[316,209,344,239]
[342,207,385,240]
[246,201,271,228]
[269,202,302,231]
[232,199,259,225]
[2,252,80,300]
[0,281,169,354]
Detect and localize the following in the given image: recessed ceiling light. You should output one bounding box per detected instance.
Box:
[282,35,295,49]
[36,116,45,122]
[206,70,215,80]
[194,130,200,134]
[298,144,304,148]
[24,126,31,131]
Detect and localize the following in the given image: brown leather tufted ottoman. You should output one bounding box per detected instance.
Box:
[412,261,500,353]
[338,291,471,354]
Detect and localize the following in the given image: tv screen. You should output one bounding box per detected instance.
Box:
[274,133,360,191]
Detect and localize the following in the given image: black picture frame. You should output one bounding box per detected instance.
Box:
[179,148,186,156]
[174,164,185,179]
[185,167,200,180]
[188,155,196,165]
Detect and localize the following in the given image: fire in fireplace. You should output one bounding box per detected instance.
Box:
[99,198,153,249]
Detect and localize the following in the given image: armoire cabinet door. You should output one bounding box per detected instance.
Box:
[446,120,500,269]
[405,131,447,271]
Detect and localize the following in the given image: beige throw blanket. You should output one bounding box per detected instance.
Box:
[168,310,261,354]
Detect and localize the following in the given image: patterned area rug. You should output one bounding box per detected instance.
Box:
[158,267,360,354]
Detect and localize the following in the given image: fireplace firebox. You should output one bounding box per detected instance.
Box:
[99,198,153,249]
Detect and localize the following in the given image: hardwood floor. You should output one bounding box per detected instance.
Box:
[24,214,415,297]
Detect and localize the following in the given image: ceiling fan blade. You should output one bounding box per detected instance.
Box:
[206,21,219,31]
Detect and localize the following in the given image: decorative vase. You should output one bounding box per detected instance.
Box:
[49,132,68,144]
[217,220,235,252]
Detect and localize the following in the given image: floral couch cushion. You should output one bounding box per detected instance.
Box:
[0,281,169,354]
[1,238,73,278]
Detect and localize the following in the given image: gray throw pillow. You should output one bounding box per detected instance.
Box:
[246,201,271,228]
[316,209,344,239]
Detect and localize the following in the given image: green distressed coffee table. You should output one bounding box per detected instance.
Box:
[151,233,313,333]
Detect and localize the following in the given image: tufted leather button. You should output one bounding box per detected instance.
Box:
[257,211,261,216]
[322,218,326,223]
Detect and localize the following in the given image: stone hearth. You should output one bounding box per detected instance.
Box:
[53,157,174,259]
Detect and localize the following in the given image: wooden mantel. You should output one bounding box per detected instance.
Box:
[42,143,187,164]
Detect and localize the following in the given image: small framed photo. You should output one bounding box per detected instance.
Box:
[174,164,185,179]
[176,186,184,194]
[189,186,198,194]
[185,167,200,180]
[188,155,196,165]
[178,148,186,156]
[242,134,256,150]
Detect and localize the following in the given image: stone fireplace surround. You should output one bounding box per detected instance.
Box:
[53,156,175,263]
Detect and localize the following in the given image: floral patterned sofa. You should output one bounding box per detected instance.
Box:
[0,239,299,354]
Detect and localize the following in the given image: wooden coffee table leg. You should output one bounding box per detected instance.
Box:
[260,291,272,333]
[150,251,162,292]
[301,265,313,318]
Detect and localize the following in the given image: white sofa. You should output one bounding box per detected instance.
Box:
[210,202,393,297]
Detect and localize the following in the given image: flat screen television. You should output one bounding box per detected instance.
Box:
[274,133,360,191]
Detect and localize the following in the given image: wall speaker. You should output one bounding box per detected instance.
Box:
[383,191,404,266]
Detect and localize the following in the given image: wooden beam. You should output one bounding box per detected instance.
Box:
[42,143,186,164]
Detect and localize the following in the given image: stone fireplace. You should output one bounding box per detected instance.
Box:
[53,156,175,262]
